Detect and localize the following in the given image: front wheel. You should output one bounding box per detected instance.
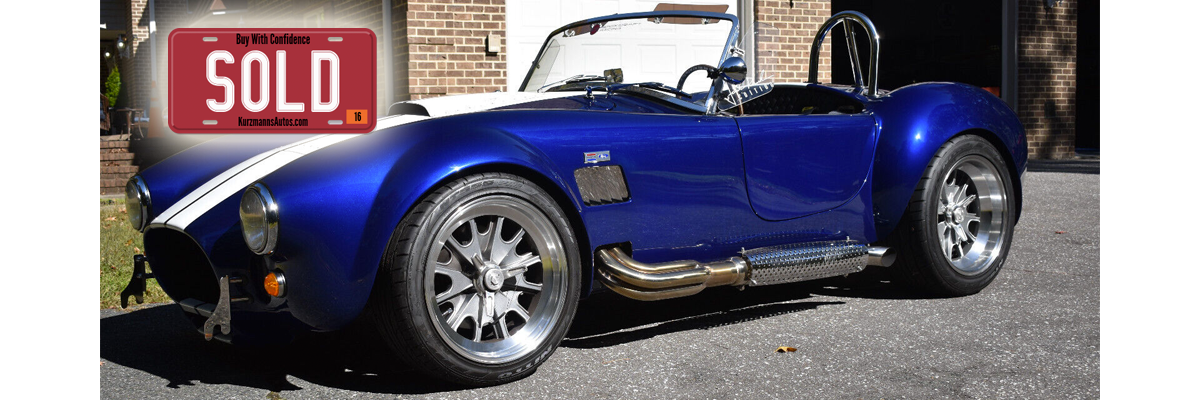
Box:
[370,173,581,386]
[888,135,1016,296]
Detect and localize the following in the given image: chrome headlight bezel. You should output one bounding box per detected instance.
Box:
[239,183,279,255]
[125,176,151,231]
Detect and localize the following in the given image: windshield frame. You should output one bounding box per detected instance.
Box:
[516,10,741,113]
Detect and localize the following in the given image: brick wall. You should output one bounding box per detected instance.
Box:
[117,0,190,114]
[330,0,390,112]
[152,0,192,113]
[403,0,507,100]
[754,0,831,84]
[1018,0,1076,159]
[392,0,413,101]
[121,0,151,109]
[216,0,398,114]
[121,0,507,118]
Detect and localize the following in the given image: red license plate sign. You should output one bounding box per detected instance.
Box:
[168,28,376,133]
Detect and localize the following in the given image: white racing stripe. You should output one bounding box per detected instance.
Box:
[151,114,428,230]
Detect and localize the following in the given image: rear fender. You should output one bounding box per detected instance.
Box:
[869,83,1027,239]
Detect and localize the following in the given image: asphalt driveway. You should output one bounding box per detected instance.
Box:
[100,160,1100,399]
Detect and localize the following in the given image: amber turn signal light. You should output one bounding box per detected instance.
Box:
[264,271,286,297]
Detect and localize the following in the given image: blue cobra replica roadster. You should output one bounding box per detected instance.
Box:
[121,10,1025,385]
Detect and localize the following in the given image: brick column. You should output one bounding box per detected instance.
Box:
[754,0,832,84]
[403,0,507,100]
[122,0,151,110]
[1017,0,1077,159]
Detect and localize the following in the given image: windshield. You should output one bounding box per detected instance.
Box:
[519,13,737,97]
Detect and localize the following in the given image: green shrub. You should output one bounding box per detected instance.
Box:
[105,66,120,106]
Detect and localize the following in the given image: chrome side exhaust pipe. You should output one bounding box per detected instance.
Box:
[597,242,895,301]
[866,246,896,267]
[595,248,747,301]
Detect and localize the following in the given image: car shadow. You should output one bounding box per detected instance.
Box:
[100,305,457,395]
[563,270,933,349]
[563,285,840,349]
[100,270,927,395]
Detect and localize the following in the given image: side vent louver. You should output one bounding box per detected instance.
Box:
[574,165,630,206]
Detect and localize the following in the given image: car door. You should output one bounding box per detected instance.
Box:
[735,112,878,221]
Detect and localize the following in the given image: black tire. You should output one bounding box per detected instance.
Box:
[370,172,581,386]
[886,135,1016,296]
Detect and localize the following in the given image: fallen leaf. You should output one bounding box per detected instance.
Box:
[775,346,796,353]
[1055,231,1066,234]
[105,216,117,221]
[119,206,127,214]
[134,247,141,254]
[124,239,133,246]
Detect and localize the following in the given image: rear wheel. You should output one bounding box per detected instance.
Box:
[888,135,1015,296]
[371,173,580,386]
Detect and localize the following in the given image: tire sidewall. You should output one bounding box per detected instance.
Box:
[919,136,1016,294]
[385,174,581,384]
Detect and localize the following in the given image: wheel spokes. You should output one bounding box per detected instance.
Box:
[430,210,553,348]
[938,221,954,259]
[488,217,528,264]
[474,291,496,341]
[952,224,969,245]
[954,182,970,204]
[496,290,531,323]
[502,253,541,279]
[447,219,486,266]
[959,194,977,208]
[434,266,475,303]
[447,294,479,331]
[943,178,958,204]
[507,274,543,293]
[494,314,510,339]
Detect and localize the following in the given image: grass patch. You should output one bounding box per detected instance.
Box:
[101,198,170,308]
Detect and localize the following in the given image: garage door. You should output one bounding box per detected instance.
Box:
[506,0,740,92]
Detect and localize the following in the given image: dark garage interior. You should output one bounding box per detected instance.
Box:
[829,0,1098,153]
[830,1,1002,94]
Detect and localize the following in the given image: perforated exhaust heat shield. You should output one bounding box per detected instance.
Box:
[741,241,868,286]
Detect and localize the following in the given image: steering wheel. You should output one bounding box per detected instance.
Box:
[676,64,718,94]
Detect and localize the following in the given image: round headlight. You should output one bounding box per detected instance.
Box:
[125,176,151,231]
[240,183,279,255]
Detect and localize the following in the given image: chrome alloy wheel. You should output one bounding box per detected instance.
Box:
[936,155,1008,275]
[423,197,569,365]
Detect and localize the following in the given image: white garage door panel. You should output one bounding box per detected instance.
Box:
[581,44,623,76]
[639,45,676,74]
[507,0,739,92]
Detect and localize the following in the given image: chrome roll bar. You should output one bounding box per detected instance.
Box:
[807,10,881,98]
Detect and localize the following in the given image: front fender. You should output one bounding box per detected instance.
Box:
[137,134,316,224]
[260,116,578,330]
[869,83,1027,239]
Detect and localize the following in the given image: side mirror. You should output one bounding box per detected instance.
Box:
[718,57,747,84]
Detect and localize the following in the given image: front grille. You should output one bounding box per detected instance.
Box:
[143,228,220,304]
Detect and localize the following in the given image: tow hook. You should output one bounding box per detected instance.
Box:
[202,276,236,341]
[176,276,247,342]
[120,254,154,308]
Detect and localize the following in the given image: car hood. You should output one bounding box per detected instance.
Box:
[401,91,581,117]
[139,92,585,230]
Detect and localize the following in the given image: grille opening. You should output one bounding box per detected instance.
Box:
[144,228,220,304]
